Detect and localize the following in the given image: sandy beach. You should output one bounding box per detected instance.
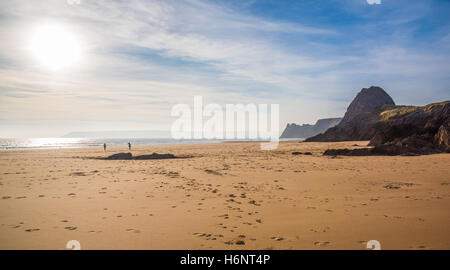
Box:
[0,141,449,250]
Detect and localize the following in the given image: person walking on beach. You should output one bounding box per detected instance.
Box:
[128,142,131,151]
[103,143,106,152]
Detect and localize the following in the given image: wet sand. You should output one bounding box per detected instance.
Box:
[0,141,449,249]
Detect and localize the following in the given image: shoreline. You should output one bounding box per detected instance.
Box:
[0,138,297,152]
[0,137,306,152]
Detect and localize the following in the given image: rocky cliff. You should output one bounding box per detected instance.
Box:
[340,86,395,124]
[280,118,342,139]
[306,86,396,142]
[367,101,449,154]
[306,86,449,155]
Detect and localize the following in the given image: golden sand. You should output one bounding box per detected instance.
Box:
[0,141,449,249]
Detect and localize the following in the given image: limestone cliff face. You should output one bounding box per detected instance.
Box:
[306,86,397,142]
[341,86,395,124]
[306,86,449,155]
[280,118,342,139]
[367,101,450,154]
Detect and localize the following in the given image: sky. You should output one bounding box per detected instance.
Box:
[0,0,449,138]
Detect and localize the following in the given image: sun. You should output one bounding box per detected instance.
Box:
[29,23,83,71]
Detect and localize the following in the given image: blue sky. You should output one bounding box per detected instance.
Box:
[0,0,449,137]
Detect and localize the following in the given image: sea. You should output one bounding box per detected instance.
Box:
[0,138,303,150]
[0,138,223,150]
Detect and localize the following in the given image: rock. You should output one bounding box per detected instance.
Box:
[323,145,417,156]
[306,86,449,156]
[435,124,449,152]
[324,148,372,156]
[367,102,449,155]
[102,152,178,160]
[133,153,177,160]
[280,118,342,139]
[292,151,313,155]
[341,86,395,124]
[105,152,132,160]
[368,133,385,147]
[307,86,396,142]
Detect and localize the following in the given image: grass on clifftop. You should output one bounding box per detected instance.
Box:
[378,101,449,122]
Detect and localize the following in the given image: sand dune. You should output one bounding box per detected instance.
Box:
[0,141,449,249]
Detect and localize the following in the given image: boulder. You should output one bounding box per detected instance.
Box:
[105,152,132,160]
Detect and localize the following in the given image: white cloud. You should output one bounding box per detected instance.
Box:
[367,0,382,5]
[0,0,449,137]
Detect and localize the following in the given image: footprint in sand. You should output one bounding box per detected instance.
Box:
[314,241,331,246]
[64,226,77,230]
[125,229,141,233]
[248,200,261,206]
[25,228,40,232]
[218,214,229,219]
[204,169,222,176]
[2,196,11,200]
[384,184,400,190]
[70,172,86,176]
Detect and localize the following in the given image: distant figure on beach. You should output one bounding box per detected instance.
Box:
[128,142,131,151]
[103,143,106,152]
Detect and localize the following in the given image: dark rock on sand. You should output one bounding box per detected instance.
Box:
[134,153,177,160]
[324,145,425,156]
[105,152,133,160]
[292,151,313,155]
[324,148,372,156]
[102,152,177,160]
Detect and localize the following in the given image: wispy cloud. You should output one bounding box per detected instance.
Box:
[367,0,381,5]
[0,0,449,137]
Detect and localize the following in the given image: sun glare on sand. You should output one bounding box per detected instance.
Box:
[29,23,83,71]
